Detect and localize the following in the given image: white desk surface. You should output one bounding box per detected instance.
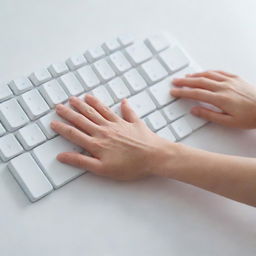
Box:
[1,0,256,255]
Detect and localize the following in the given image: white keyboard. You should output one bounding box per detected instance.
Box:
[0,33,207,202]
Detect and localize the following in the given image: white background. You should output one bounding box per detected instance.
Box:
[0,0,256,255]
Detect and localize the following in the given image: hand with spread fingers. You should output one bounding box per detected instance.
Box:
[50,95,177,181]
[50,72,256,207]
[171,70,256,129]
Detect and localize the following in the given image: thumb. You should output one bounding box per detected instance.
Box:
[121,99,140,123]
[191,106,232,126]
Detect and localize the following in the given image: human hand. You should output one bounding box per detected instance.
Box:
[51,95,177,181]
[171,70,256,129]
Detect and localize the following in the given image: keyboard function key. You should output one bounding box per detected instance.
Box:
[19,89,50,120]
[29,68,52,86]
[8,153,53,202]
[39,80,68,108]
[145,34,170,53]
[0,134,24,161]
[125,42,152,65]
[102,39,121,53]
[85,46,106,62]
[139,58,168,84]
[0,83,13,102]
[66,54,87,70]
[117,34,134,47]
[48,62,69,77]
[0,99,29,131]
[9,77,33,95]
[16,123,47,150]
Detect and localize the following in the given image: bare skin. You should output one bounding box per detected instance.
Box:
[51,70,256,207]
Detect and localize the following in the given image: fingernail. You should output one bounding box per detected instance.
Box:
[69,96,78,103]
[170,88,178,95]
[55,104,63,111]
[122,98,127,104]
[50,120,57,128]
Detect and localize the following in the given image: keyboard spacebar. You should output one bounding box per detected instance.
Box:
[32,136,86,189]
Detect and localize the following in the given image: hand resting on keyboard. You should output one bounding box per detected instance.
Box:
[51,71,256,207]
[172,70,256,129]
[51,94,174,181]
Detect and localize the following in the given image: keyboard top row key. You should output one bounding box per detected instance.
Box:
[0,83,13,102]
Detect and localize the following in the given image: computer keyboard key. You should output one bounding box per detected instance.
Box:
[0,99,29,131]
[8,152,53,202]
[29,68,52,86]
[93,59,116,82]
[170,117,193,140]
[125,42,153,65]
[109,51,132,74]
[162,99,197,122]
[16,123,47,150]
[140,58,168,84]
[9,77,33,95]
[123,69,147,93]
[0,83,13,102]
[76,65,101,90]
[0,134,24,161]
[48,62,69,77]
[145,34,170,53]
[40,80,68,108]
[37,111,67,139]
[159,46,189,73]
[117,34,134,47]
[91,85,114,107]
[33,136,85,188]
[102,39,121,53]
[145,110,167,131]
[184,113,208,131]
[107,77,131,102]
[156,126,176,142]
[58,72,84,96]
[148,77,176,107]
[66,54,87,70]
[0,122,6,136]
[19,89,50,120]
[127,91,156,117]
[85,46,106,62]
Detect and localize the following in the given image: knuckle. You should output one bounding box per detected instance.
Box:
[191,89,202,97]
[66,126,76,137]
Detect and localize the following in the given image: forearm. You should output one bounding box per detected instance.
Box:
[157,143,256,207]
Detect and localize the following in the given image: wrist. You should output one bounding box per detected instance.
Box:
[150,140,195,178]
